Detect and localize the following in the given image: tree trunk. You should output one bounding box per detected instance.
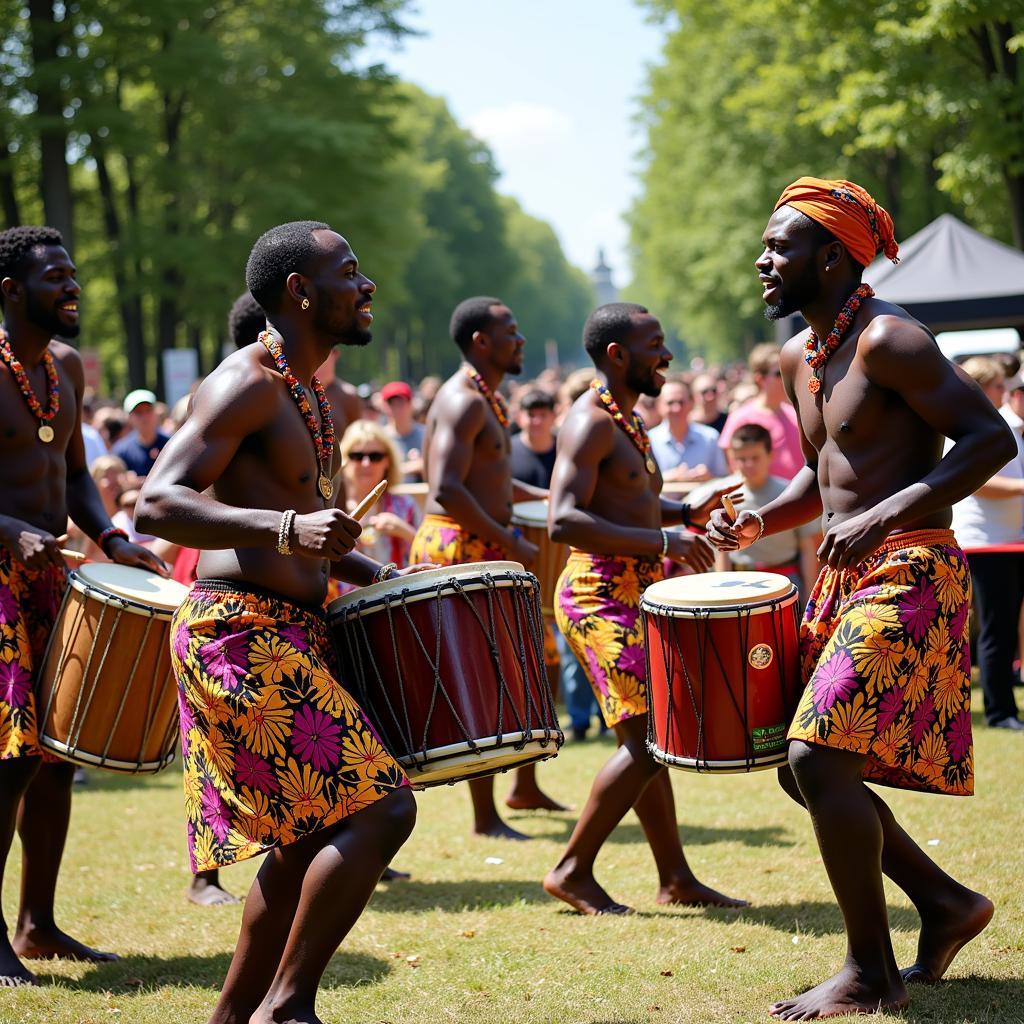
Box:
[27,0,74,249]
[93,144,147,388]
[0,137,20,228]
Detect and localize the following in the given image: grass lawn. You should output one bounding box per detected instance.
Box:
[2,694,1022,1024]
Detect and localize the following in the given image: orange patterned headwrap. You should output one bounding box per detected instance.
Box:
[775,177,899,268]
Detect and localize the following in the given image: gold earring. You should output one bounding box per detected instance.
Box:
[301,298,310,310]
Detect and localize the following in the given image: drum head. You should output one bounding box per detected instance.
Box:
[328,560,529,616]
[643,571,794,609]
[71,562,189,611]
[510,500,548,527]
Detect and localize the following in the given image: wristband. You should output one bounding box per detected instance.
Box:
[97,526,129,555]
[680,502,692,528]
[660,528,669,558]
[748,510,766,542]
[372,562,398,584]
[277,509,296,555]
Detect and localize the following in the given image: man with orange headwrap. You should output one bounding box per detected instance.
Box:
[707,177,1010,1019]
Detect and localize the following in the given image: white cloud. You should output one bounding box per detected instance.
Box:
[466,103,572,156]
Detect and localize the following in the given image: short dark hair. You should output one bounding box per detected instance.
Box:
[731,423,773,452]
[449,296,503,353]
[245,220,331,313]
[582,302,649,363]
[519,388,555,412]
[0,225,65,309]
[227,291,266,349]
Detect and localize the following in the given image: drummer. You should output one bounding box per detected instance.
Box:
[136,221,418,1024]
[707,177,1004,1019]
[0,225,165,987]
[543,301,746,915]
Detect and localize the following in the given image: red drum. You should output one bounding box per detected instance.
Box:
[328,561,562,788]
[510,501,567,618]
[641,572,802,772]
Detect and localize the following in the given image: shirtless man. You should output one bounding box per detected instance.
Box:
[410,296,565,838]
[708,178,1004,1019]
[543,302,746,915]
[137,221,417,1024]
[0,225,165,986]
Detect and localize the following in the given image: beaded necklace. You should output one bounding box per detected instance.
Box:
[0,326,60,443]
[464,365,510,428]
[259,331,336,499]
[590,379,656,474]
[804,283,874,394]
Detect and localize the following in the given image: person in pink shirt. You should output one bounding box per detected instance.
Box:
[719,342,803,479]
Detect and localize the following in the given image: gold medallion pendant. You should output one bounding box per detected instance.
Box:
[318,474,333,500]
[645,456,657,474]
[38,424,54,443]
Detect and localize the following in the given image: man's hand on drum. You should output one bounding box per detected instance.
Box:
[292,508,362,561]
[106,535,171,577]
[511,534,539,568]
[665,530,715,573]
[8,524,66,570]
[396,562,440,577]
[706,507,761,551]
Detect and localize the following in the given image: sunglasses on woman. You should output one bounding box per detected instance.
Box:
[348,451,388,463]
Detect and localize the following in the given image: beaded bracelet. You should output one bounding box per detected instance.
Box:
[373,562,398,584]
[277,509,296,555]
[659,528,669,558]
[97,526,129,554]
[748,510,766,542]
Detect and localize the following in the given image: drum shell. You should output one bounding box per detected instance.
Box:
[510,507,567,618]
[36,578,180,773]
[329,570,561,787]
[643,592,802,772]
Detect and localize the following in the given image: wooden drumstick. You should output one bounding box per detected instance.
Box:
[722,493,737,522]
[60,548,87,562]
[352,480,387,521]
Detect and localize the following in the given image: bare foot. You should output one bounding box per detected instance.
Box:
[473,820,530,841]
[250,997,322,1023]
[12,925,117,963]
[380,866,411,882]
[902,890,994,984]
[656,878,748,909]
[504,790,572,812]
[187,876,241,907]
[770,964,908,1020]
[543,864,634,916]
[0,937,38,988]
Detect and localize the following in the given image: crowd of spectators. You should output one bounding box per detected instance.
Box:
[65,339,1024,734]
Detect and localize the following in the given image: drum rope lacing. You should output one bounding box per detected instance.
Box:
[337,571,556,777]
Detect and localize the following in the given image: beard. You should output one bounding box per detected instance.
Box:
[626,361,661,398]
[28,293,79,339]
[313,302,371,347]
[763,261,821,322]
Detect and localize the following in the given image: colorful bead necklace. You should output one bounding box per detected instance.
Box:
[464,365,510,428]
[804,283,874,394]
[259,331,336,499]
[0,326,60,443]
[590,379,656,474]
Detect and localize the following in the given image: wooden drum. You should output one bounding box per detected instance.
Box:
[328,561,562,788]
[37,563,188,773]
[510,500,568,618]
[642,571,802,772]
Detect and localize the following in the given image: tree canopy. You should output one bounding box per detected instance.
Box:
[629,0,1024,359]
[2,1,592,392]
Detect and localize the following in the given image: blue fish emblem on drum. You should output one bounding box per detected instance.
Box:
[713,579,776,589]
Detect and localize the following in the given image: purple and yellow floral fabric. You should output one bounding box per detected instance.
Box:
[555,550,663,728]
[789,529,973,796]
[410,512,559,667]
[0,545,65,761]
[171,580,408,872]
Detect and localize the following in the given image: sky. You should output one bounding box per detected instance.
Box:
[364,0,665,288]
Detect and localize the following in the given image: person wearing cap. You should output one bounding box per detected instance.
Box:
[381,380,425,481]
[113,388,171,478]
